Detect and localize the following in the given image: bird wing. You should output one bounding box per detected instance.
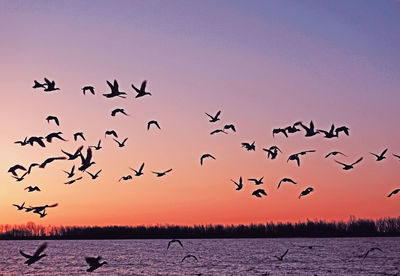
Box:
[163,169,172,174]
[215,111,221,118]
[140,80,147,91]
[131,84,139,93]
[205,112,213,119]
[352,157,363,166]
[19,250,32,259]
[281,249,289,258]
[393,154,400,159]
[111,109,117,116]
[122,138,128,144]
[33,242,47,257]
[370,152,379,158]
[334,160,347,166]
[44,78,51,86]
[381,149,388,157]
[85,257,99,266]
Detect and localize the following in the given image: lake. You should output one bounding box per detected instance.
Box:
[0,238,399,275]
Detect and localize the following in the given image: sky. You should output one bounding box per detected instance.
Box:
[0,0,399,227]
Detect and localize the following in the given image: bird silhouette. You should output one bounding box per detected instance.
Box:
[299,187,314,199]
[39,156,67,168]
[223,124,236,132]
[210,129,227,135]
[82,86,95,95]
[335,157,363,170]
[252,189,267,198]
[181,254,198,262]
[274,249,289,261]
[231,177,243,190]
[317,124,337,138]
[105,130,118,138]
[13,172,28,182]
[12,202,25,210]
[8,164,27,176]
[79,147,95,171]
[370,149,388,161]
[277,178,297,189]
[28,136,46,147]
[361,247,383,261]
[62,145,84,160]
[25,186,41,192]
[90,140,102,150]
[27,203,58,213]
[119,175,132,182]
[205,111,221,123]
[45,132,67,143]
[27,163,39,175]
[130,163,144,176]
[43,78,60,92]
[87,169,102,179]
[85,256,107,272]
[272,128,288,138]
[64,176,83,185]
[287,150,316,167]
[20,242,48,265]
[393,154,400,160]
[113,137,128,147]
[325,151,347,158]
[285,121,302,134]
[167,239,183,249]
[248,177,264,185]
[131,80,152,98]
[300,121,319,137]
[111,108,129,117]
[147,120,161,130]
[335,126,350,137]
[103,80,127,98]
[200,153,215,165]
[242,141,255,151]
[63,165,75,178]
[46,115,59,126]
[14,137,29,146]
[39,210,47,218]
[387,189,400,198]
[73,132,86,141]
[152,169,172,177]
[33,80,46,89]
[263,145,282,160]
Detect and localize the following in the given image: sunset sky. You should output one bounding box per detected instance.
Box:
[1,0,399,227]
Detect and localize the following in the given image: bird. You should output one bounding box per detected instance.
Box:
[25,186,41,192]
[45,132,67,143]
[231,177,243,190]
[274,249,289,261]
[79,147,95,171]
[335,157,363,170]
[147,120,161,130]
[43,78,60,92]
[130,163,144,176]
[39,156,67,168]
[85,256,107,272]
[103,79,127,98]
[28,203,58,213]
[105,130,118,138]
[361,247,383,261]
[335,126,350,136]
[152,169,172,177]
[90,140,102,150]
[167,239,183,249]
[63,165,75,178]
[113,138,128,147]
[23,163,37,176]
[277,178,297,189]
[200,154,215,165]
[263,145,282,160]
[370,149,388,161]
[325,151,347,158]
[210,129,227,135]
[299,187,314,199]
[111,108,129,117]
[181,254,198,262]
[39,210,47,218]
[8,164,27,176]
[82,86,95,95]
[119,175,132,182]
[272,128,288,138]
[20,242,48,265]
[287,150,316,167]
[317,124,337,138]
[248,177,264,185]
[252,189,267,198]
[387,189,400,198]
[14,137,29,146]
[62,145,84,160]
[13,172,28,182]
[64,176,83,185]
[285,121,302,134]
[32,80,46,89]
[205,111,221,123]
[86,169,102,180]
[131,80,152,98]
[299,121,319,137]
[242,141,255,151]
[46,115,60,126]
[223,124,236,132]
[73,132,86,141]
[28,136,46,147]
[12,202,25,210]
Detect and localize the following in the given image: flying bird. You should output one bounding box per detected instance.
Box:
[335,126,350,137]
[87,169,102,179]
[43,78,60,92]
[131,80,152,98]
[28,136,46,147]
[39,156,67,168]
[62,145,84,160]
[252,189,267,198]
[8,164,27,176]
[46,115,60,126]
[205,111,221,123]
[361,247,383,261]
[299,187,314,199]
[152,169,172,177]
[223,124,236,132]
[272,128,288,138]
[79,147,95,171]
[85,256,107,272]
[73,132,86,141]
[263,145,282,160]
[277,178,297,189]
[242,141,255,151]
[20,242,48,265]
[335,157,363,170]
[105,130,118,138]
[45,132,67,143]
[25,186,41,192]
[111,108,129,117]
[103,79,127,98]
[119,175,132,182]
[285,121,302,134]
[63,165,75,178]
[325,151,347,158]
[167,239,183,249]
[147,120,161,130]
[393,153,400,160]
[210,129,227,135]
[287,150,316,167]
[64,176,83,185]
[274,249,289,261]
[317,124,337,138]
[90,140,102,150]
[13,172,28,182]
[27,203,58,213]
[26,163,39,175]
[181,254,198,262]
[299,121,319,137]
[39,210,47,218]
[370,149,388,161]
[231,177,243,190]
[113,138,128,147]
[12,202,25,210]
[32,80,46,89]
[130,163,144,176]
[248,177,264,185]
[387,189,400,198]
[200,154,215,165]
[82,86,95,95]
[14,137,29,146]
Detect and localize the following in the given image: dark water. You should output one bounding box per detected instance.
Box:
[0,238,399,275]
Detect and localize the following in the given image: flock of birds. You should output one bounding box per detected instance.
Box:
[6,77,400,271]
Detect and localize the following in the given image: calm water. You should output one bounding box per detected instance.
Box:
[0,238,399,275]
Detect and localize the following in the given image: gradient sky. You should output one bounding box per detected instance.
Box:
[1,0,400,226]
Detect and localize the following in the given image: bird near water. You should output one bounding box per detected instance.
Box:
[85,256,107,272]
[167,239,183,249]
[20,242,48,265]
[181,254,198,262]
[274,249,289,261]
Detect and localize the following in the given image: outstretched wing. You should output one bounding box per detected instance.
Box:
[33,242,47,257]
[140,80,147,91]
[352,157,363,166]
[20,250,32,259]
